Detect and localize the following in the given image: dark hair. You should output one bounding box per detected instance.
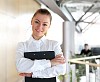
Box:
[32,8,52,24]
[84,44,88,46]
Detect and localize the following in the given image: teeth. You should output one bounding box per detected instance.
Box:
[36,29,41,32]
[37,30,40,32]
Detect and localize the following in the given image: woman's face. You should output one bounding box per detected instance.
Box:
[31,13,51,40]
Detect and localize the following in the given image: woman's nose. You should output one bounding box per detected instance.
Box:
[37,23,43,29]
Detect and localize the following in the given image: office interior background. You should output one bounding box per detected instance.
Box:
[0,0,100,82]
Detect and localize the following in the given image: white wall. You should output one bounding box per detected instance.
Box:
[0,0,40,82]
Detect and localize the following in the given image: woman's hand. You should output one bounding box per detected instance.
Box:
[50,54,66,66]
[19,73,32,77]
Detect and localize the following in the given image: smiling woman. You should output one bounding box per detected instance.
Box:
[16,8,66,82]
[31,9,52,40]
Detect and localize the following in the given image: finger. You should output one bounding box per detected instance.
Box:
[55,58,66,63]
[55,57,65,60]
[55,54,62,58]
[19,73,25,76]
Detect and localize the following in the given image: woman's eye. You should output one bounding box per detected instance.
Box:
[35,21,39,24]
[43,24,47,26]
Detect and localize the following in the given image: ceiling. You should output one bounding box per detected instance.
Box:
[57,0,100,32]
[56,0,100,13]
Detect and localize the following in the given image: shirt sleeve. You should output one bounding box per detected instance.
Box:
[32,41,66,78]
[32,63,66,78]
[16,42,51,73]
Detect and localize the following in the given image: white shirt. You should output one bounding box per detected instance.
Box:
[16,36,66,80]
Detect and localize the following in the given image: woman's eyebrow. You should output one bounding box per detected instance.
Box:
[35,19,40,22]
[43,21,49,24]
[35,19,49,24]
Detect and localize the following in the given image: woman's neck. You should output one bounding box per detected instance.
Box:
[32,34,43,40]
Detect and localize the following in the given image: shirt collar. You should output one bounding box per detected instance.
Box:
[29,35,46,44]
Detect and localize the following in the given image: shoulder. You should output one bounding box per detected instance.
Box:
[46,39,61,45]
[17,40,29,48]
[46,39,58,43]
[17,36,32,47]
[16,42,25,50]
[17,42,25,46]
[81,49,85,52]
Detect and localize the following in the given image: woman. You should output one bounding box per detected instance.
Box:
[16,8,66,81]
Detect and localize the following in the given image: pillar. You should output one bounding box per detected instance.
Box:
[63,21,75,82]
